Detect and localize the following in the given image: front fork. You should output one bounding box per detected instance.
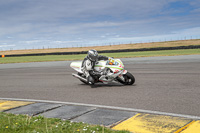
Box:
[117,70,128,82]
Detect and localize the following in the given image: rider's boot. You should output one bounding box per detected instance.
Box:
[87,76,94,85]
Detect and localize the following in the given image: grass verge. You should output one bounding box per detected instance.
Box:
[0,49,200,64]
[0,112,129,133]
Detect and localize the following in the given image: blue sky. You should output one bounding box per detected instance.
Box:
[0,0,200,50]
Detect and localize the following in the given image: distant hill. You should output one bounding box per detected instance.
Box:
[1,39,200,55]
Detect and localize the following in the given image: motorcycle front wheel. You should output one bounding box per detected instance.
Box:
[117,72,135,85]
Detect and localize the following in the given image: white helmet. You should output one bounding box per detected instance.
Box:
[87,49,98,61]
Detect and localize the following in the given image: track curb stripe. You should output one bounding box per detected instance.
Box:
[179,120,200,133]
[1,98,200,132]
[0,100,7,104]
[1,97,200,119]
[174,120,196,133]
[0,100,34,111]
[112,113,193,133]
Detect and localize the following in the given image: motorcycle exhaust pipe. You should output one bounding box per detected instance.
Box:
[72,73,87,82]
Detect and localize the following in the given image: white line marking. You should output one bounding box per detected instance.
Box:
[1,97,200,120]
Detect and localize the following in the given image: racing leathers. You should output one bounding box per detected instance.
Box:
[81,55,108,84]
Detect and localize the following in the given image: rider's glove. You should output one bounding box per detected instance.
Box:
[101,71,106,75]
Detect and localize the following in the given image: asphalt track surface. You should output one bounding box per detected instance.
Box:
[0,55,200,117]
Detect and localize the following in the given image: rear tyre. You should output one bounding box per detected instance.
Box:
[117,72,135,85]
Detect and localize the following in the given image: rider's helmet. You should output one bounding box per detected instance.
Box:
[87,49,98,61]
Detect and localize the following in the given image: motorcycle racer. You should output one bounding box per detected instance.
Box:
[81,49,110,84]
[71,52,135,85]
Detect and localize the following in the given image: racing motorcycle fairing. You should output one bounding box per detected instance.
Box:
[70,58,135,85]
[70,62,83,73]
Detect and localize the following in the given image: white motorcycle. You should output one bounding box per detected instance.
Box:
[70,58,135,85]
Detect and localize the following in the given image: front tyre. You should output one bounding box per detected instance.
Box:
[117,72,135,85]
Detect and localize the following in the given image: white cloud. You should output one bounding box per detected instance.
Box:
[108,27,200,43]
[0,44,16,48]
[191,8,200,13]
[0,0,200,50]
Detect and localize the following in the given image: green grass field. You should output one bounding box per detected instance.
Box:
[0,112,129,133]
[0,49,200,64]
